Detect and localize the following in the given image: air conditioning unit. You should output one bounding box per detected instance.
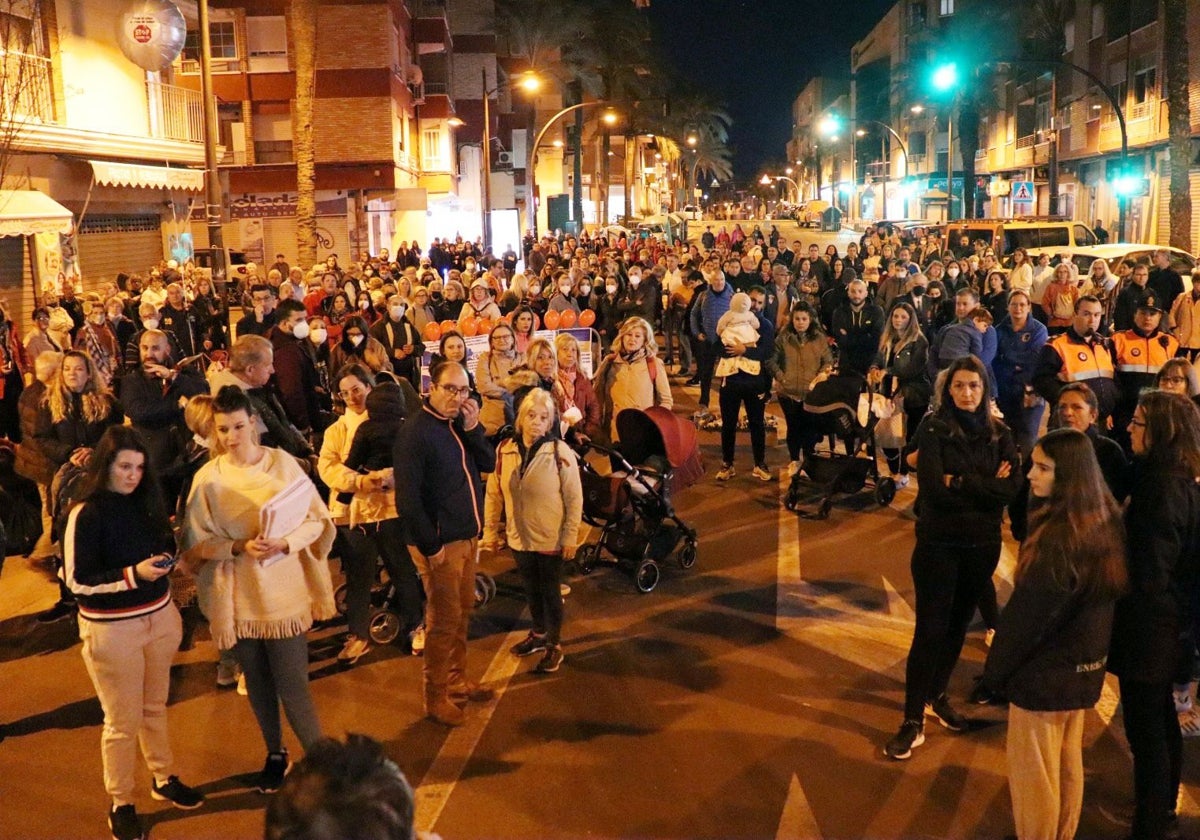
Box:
[497,151,514,166]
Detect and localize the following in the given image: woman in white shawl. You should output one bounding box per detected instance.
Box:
[181,385,335,794]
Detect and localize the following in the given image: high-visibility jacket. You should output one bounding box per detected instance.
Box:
[1112,329,1178,375]
[1048,331,1115,383]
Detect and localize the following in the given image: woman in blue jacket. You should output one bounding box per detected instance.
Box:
[981,428,1126,840]
[992,289,1049,458]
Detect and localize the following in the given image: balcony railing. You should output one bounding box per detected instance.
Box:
[1015,133,1038,149]
[1,50,54,122]
[146,79,204,143]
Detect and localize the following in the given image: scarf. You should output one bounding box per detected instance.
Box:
[618,347,649,366]
[557,367,579,406]
[83,325,113,385]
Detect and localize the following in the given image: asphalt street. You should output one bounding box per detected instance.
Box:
[0,223,1190,839]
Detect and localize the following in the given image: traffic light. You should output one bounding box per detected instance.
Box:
[1108,159,1149,197]
[931,63,959,93]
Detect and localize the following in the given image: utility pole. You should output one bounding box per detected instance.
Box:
[198,0,226,293]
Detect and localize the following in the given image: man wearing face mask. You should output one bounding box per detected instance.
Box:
[369,294,425,390]
[270,299,325,436]
[616,268,656,324]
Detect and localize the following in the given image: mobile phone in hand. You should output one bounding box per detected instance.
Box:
[152,554,177,570]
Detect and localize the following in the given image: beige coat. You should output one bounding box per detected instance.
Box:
[1170,292,1200,349]
[317,407,398,527]
[474,349,520,435]
[598,354,672,440]
[484,438,582,553]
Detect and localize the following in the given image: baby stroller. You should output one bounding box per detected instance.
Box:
[783,371,897,519]
[576,406,703,592]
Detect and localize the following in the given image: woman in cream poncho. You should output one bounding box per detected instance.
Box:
[181,385,336,795]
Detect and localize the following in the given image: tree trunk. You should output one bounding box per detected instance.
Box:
[290,0,319,268]
[1164,0,1192,252]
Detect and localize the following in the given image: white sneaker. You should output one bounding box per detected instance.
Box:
[787,460,801,477]
[752,464,772,482]
[559,582,571,597]
[895,474,910,489]
[337,635,371,665]
[236,672,248,696]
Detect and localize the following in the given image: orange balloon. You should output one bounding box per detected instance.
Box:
[559,309,577,328]
[422,322,442,342]
[476,317,493,334]
[440,319,456,334]
[503,311,514,324]
[578,308,596,327]
[543,310,561,329]
[460,316,478,337]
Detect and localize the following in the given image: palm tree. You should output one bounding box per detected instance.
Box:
[289,0,318,267]
[1163,0,1192,252]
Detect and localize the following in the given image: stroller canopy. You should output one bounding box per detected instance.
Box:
[615,407,704,492]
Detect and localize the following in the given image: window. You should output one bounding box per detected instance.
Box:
[1091,3,1104,39]
[183,21,237,69]
[908,1,926,29]
[0,10,39,53]
[939,0,954,15]
[1063,19,1074,52]
[1132,57,1157,104]
[422,127,443,170]
[246,17,286,57]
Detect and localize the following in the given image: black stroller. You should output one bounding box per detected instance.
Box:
[576,407,703,592]
[783,372,897,519]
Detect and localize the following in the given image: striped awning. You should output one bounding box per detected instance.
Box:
[89,159,204,192]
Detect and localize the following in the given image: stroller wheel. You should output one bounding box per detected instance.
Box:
[333,583,349,616]
[474,572,496,607]
[576,544,598,575]
[874,477,897,507]
[635,558,660,593]
[678,542,697,570]
[368,609,402,645]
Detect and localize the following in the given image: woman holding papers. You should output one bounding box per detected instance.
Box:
[181,385,336,794]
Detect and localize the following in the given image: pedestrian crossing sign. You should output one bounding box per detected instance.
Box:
[1012,181,1034,203]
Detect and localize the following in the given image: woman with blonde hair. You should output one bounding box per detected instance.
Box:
[592,317,672,443]
[869,301,930,485]
[554,333,601,440]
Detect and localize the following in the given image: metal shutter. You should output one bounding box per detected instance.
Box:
[0,235,35,332]
[77,215,164,283]
[1156,166,1200,249]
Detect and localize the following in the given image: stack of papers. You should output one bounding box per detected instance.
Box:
[257,476,311,566]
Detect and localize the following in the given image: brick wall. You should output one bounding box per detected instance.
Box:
[314,97,393,161]
[316,6,391,69]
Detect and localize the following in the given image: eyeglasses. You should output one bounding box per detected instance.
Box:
[1161,376,1188,385]
[436,383,471,397]
[1129,417,1147,428]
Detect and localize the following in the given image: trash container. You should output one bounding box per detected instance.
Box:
[820,206,843,232]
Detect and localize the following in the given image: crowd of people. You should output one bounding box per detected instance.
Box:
[9,220,1200,840]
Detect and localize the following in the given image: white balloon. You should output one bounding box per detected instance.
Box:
[116,0,187,73]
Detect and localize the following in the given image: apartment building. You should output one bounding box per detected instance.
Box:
[1,0,207,326]
[786,76,849,206]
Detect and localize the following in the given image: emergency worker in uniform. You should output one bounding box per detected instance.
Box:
[1033,295,1118,428]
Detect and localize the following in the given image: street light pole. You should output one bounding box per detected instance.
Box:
[528,101,615,238]
[481,67,493,251]
[197,0,226,292]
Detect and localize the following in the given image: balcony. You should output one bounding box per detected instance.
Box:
[146,80,204,143]
[1,50,54,122]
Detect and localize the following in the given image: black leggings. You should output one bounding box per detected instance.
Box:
[513,550,564,645]
[337,520,423,639]
[719,378,767,467]
[903,539,1002,721]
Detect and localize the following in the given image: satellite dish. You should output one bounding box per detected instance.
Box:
[116,0,187,72]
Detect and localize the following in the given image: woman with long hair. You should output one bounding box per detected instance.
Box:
[1155,357,1200,404]
[869,301,930,485]
[181,386,336,795]
[474,321,522,436]
[65,426,205,840]
[1108,391,1200,840]
[885,355,1021,760]
[592,317,672,443]
[554,333,601,441]
[327,315,392,378]
[773,301,834,476]
[511,305,539,356]
[981,428,1127,840]
[1008,248,1034,294]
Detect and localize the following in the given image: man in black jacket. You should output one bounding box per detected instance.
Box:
[830,279,884,376]
[393,361,495,727]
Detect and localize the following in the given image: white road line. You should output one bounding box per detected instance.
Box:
[881,574,915,622]
[776,469,803,633]
[776,773,823,839]
[414,625,528,834]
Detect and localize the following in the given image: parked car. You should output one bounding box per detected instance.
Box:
[944,217,1100,265]
[1038,244,1198,276]
[681,204,702,221]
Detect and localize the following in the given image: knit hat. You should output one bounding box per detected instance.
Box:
[729,291,751,313]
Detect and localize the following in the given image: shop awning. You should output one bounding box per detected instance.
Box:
[89,160,205,192]
[0,189,73,238]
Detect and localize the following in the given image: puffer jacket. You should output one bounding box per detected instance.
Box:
[483,436,582,553]
[773,327,834,401]
[871,335,931,409]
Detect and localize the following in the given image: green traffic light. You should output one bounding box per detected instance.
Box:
[932,63,959,92]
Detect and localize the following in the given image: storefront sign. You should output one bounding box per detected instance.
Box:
[229,193,348,219]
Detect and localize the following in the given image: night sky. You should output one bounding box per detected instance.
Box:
[647,0,896,181]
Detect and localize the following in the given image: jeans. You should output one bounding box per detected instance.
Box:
[903,539,1002,720]
[1119,677,1181,839]
[695,340,720,408]
[337,520,424,639]
[234,634,323,753]
[513,550,564,645]
[79,603,182,804]
[719,378,767,467]
[411,539,478,709]
[779,395,820,460]
[999,397,1046,460]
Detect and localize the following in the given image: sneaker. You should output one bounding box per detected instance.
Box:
[752,464,772,482]
[925,694,969,732]
[1174,689,1193,714]
[534,645,564,673]
[409,624,426,656]
[715,464,736,481]
[787,460,801,477]
[256,750,291,794]
[895,474,910,489]
[510,631,549,657]
[684,377,701,386]
[35,598,76,624]
[884,720,925,760]
[150,776,205,810]
[236,672,248,696]
[337,635,371,665]
[692,407,712,421]
[216,659,240,689]
[559,582,571,597]
[108,803,144,840]
[984,628,996,647]
[1180,709,1200,738]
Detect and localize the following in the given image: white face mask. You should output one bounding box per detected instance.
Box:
[559,285,572,296]
[142,318,159,330]
[606,284,618,295]
[291,321,310,340]
[349,334,364,347]
[629,275,642,287]
[529,284,541,296]
[360,299,370,309]
[947,267,960,277]
[389,305,405,320]
[89,314,104,325]
[580,284,591,296]
[309,328,328,345]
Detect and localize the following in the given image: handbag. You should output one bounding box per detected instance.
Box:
[874,394,907,450]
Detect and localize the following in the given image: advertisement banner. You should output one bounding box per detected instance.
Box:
[229,192,348,219]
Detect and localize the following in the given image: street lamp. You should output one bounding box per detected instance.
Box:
[527,102,618,237]
[761,173,799,204]
[482,70,541,250]
[856,120,909,219]
[929,62,959,221]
